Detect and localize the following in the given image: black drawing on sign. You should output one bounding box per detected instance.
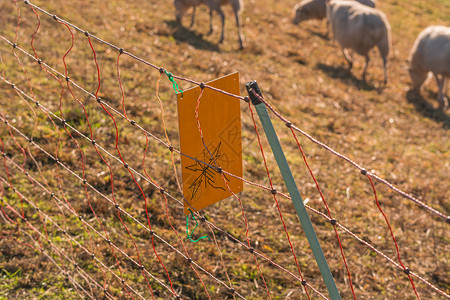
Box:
[185,142,229,200]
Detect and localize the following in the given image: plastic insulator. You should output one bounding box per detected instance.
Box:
[52,15,57,20]
[248,247,254,254]
[54,158,59,163]
[12,43,17,49]
[446,217,450,224]
[91,253,95,259]
[361,169,367,175]
[11,84,15,89]
[199,82,205,90]
[119,48,124,54]
[130,120,136,125]
[124,163,129,169]
[115,204,119,209]
[82,179,87,185]
[91,139,96,145]
[329,219,337,226]
[217,167,223,173]
[149,230,154,236]
[121,279,125,284]
[403,268,410,275]
[25,172,29,176]
[50,192,55,198]
[159,188,165,194]
[285,121,292,128]
[106,239,111,244]
[74,263,78,268]
[244,96,250,103]
[79,215,83,220]
[96,97,101,103]
[35,101,40,107]
[36,207,40,211]
[24,0,30,4]
[28,138,33,143]
[169,146,174,152]
[229,288,235,294]
[37,59,42,65]
[84,31,89,37]
[200,216,206,222]
[187,257,192,264]
[270,189,277,195]
[301,280,307,286]
[159,67,164,74]
[65,76,70,82]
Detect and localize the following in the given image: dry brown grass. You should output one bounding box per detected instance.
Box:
[0,0,449,299]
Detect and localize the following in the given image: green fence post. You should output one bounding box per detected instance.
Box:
[246,81,341,300]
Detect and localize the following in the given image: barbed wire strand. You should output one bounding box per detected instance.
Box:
[1,194,120,300]
[15,229,96,299]
[0,168,165,299]
[0,191,95,299]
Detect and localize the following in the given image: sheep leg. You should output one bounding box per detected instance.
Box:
[342,48,353,69]
[190,6,196,27]
[435,74,448,110]
[362,54,370,81]
[382,55,388,85]
[208,9,214,34]
[235,11,244,49]
[218,8,225,44]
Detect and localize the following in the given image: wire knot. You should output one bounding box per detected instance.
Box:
[164,70,183,98]
[186,208,210,243]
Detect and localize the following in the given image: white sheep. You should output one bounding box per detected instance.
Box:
[326,0,391,83]
[292,0,375,25]
[408,25,450,110]
[174,0,244,49]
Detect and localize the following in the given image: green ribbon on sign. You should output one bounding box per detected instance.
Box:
[186,208,210,243]
[164,70,183,98]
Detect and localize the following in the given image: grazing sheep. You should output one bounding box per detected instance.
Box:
[174,0,245,49]
[326,0,391,83]
[408,25,450,110]
[292,0,375,25]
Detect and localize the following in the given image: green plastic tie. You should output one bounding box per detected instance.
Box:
[186,208,210,243]
[164,70,183,98]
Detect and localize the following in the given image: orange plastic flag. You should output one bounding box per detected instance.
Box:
[177,72,243,215]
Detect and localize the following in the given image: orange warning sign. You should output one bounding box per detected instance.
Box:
[177,72,243,215]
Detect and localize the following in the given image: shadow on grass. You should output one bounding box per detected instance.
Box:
[305,28,330,41]
[406,90,449,129]
[165,20,220,52]
[316,62,379,91]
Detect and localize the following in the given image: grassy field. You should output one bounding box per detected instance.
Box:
[0,0,449,299]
